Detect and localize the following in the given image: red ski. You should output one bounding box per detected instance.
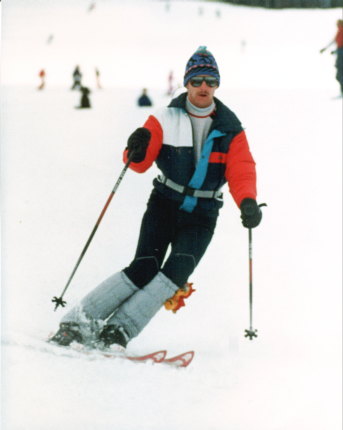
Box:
[123,350,167,363]
[68,344,168,364]
[163,351,195,368]
[46,334,195,367]
[93,349,195,367]
[112,350,195,367]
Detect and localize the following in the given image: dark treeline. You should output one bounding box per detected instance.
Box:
[214,0,343,8]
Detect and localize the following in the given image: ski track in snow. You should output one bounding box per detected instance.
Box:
[1,1,342,430]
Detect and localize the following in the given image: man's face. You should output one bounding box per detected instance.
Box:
[186,75,218,108]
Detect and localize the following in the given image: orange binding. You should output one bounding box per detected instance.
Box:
[164,283,196,313]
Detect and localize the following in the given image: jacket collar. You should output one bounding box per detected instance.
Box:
[168,92,242,133]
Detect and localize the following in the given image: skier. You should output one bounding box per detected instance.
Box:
[76,86,91,109]
[71,65,82,90]
[320,19,343,96]
[167,70,174,96]
[95,67,102,89]
[50,46,263,350]
[37,69,46,90]
[88,2,96,13]
[137,88,153,107]
[46,34,54,45]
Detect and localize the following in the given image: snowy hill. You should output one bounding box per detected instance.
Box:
[1,1,342,430]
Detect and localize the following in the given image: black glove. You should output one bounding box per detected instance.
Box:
[127,127,151,162]
[240,198,262,229]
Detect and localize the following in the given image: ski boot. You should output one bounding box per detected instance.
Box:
[49,322,83,346]
[99,324,129,351]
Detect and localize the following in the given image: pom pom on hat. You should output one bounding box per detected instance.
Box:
[184,46,220,86]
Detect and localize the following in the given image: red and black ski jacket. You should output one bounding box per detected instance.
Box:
[124,92,257,215]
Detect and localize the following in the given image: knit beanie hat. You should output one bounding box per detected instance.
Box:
[183,46,220,86]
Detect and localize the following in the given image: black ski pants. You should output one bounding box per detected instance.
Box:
[336,47,343,92]
[124,190,218,288]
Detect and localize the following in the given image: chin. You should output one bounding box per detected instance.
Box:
[196,98,211,108]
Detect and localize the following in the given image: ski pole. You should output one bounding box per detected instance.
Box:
[52,154,133,311]
[244,228,257,340]
[244,203,266,340]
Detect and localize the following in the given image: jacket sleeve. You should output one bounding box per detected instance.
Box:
[225,130,257,207]
[123,115,163,173]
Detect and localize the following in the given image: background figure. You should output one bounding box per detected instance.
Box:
[137,88,153,107]
[77,86,91,109]
[71,65,82,90]
[320,19,343,96]
[46,34,54,44]
[88,2,96,13]
[95,67,102,89]
[167,70,174,95]
[37,69,46,90]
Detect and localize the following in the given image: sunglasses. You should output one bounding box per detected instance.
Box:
[189,76,219,88]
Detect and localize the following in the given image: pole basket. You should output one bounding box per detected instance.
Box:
[52,296,67,311]
[244,328,258,340]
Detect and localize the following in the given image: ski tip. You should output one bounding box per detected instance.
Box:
[164,350,195,368]
[126,350,167,363]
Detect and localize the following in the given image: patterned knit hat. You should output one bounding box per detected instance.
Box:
[183,46,220,86]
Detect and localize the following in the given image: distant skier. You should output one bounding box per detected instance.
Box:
[95,67,102,89]
[167,70,174,96]
[88,2,96,13]
[50,46,262,350]
[320,19,343,96]
[137,88,153,107]
[46,34,54,45]
[76,86,91,109]
[37,69,46,90]
[71,66,82,90]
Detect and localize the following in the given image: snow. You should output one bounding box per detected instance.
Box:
[1,1,342,429]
